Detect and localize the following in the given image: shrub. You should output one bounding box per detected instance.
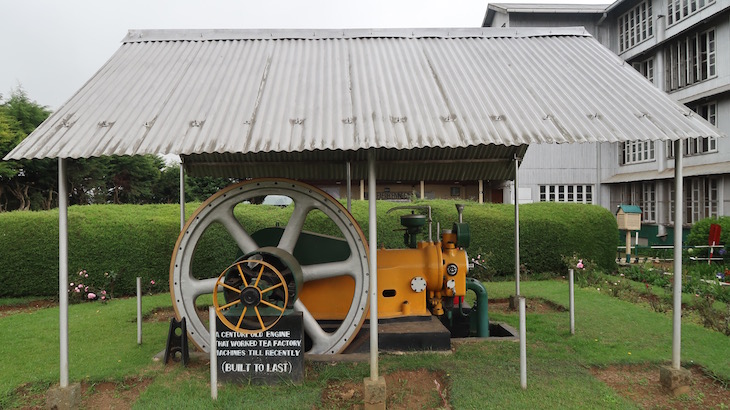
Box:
[0,200,617,297]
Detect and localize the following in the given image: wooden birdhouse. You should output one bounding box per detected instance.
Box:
[616,204,642,231]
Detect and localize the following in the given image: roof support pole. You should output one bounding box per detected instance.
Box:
[514,156,521,297]
[58,158,69,388]
[346,161,352,213]
[420,181,425,199]
[367,150,379,380]
[672,139,683,369]
[478,180,484,204]
[179,162,186,230]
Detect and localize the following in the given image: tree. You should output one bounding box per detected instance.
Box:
[107,155,164,204]
[0,88,52,211]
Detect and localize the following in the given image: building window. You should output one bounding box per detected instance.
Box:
[665,28,716,92]
[632,58,654,83]
[669,178,718,224]
[618,1,653,52]
[667,102,717,157]
[450,187,460,197]
[539,185,593,204]
[668,0,715,25]
[620,182,656,222]
[620,140,655,165]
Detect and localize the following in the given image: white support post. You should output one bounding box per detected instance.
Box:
[360,180,365,200]
[179,163,185,230]
[519,296,527,389]
[58,158,69,388]
[368,150,379,380]
[420,180,425,199]
[569,269,575,335]
[137,277,142,344]
[346,161,352,213]
[514,157,521,297]
[672,140,683,369]
[478,179,484,204]
[209,307,218,400]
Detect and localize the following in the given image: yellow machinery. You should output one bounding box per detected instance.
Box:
[170,178,482,355]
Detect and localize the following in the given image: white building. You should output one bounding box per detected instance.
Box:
[484,0,730,245]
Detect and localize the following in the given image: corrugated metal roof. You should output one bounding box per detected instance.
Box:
[5,27,723,180]
[487,3,610,14]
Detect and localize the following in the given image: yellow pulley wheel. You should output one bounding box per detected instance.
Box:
[213,259,288,334]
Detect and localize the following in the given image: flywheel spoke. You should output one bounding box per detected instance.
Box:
[236,264,249,287]
[190,277,219,298]
[278,202,312,253]
[255,307,266,332]
[260,282,284,294]
[294,300,329,349]
[301,258,359,282]
[217,211,259,255]
[260,299,286,312]
[218,299,240,311]
[220,282,242,293]
[235,306,248,329]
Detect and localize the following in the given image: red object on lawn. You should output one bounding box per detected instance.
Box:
[708,223,722,265]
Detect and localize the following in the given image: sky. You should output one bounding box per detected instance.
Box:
[1,0,612,110]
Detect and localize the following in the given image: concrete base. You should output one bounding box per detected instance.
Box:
[363,377,387,410]
[659,366,692,395]
[46,383,81,410]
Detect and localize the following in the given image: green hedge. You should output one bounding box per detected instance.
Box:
[0,200,617,297]
[687,216,730,249]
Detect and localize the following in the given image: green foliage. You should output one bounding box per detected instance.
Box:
[0,200,617,297]
[687,216,730,260]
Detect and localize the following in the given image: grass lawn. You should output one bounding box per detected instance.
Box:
[1,280,728,409]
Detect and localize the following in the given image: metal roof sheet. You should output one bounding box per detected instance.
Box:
[5,27,723,180]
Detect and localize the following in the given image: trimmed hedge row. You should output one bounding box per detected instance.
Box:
[0,200,617,297]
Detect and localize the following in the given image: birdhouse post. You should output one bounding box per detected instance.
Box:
[616,205,642,263]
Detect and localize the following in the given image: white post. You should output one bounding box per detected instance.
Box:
[478,179,484,204]
[420,180,425,199]
[58,158,69,388]
[137,277,142,344]
[179,163,185,230]
[672,139,683,369]
[346,161,352,213]
[514,157,521,296]
[519,296,527,389]
[360,180,365,200]
[569,269,575,335]
[209,307,218,400]
[368,150,379,380]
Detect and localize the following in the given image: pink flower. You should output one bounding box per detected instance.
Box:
[77,284,83,289]
[75,288,81,293]
[150,280,156,285]
[87,293,96,299]
[70,283,74,287]
[101,290,106,295]
[84,274,88,278]
[577,259,584,269]
[84,286,89,292]
[101,296,106,300]
[79,272,83,276]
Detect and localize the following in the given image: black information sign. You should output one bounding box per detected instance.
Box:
[215,313,304,384]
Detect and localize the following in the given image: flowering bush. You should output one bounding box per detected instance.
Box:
[146,279,158,295]
[67,270,112,304]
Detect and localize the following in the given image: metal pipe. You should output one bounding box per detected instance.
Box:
[346,161,352,213]
[179,162,185,230]
[137,277,142,344]
[519,296,527,389]
[209,307,218,400]
[569,269,575,335]
[420,180,425,199]
[465,278,489,337]
[368,150,379,380]
[360,180,365,200]
[478,179,484,204]
[672,139,683,369]
[58,158,69,388]
[514,157,521,296]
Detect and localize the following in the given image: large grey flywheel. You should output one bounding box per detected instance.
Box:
[169,178,370,354]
